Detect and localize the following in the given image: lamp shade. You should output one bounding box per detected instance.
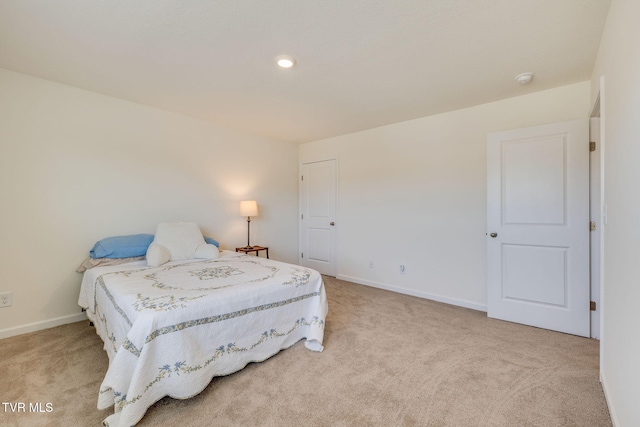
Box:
[240,200,258,217]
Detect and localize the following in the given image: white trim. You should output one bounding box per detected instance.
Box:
[589,115,601,339]
[597,75,606,379]
[0,312,87,340]
[600,372,619,427]
[337,274,487,312]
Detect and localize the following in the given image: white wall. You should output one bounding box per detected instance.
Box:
[590,0,640,425]
[300,82,591,311]
[0,69,299,336]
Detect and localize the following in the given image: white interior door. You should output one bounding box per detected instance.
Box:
[487,119,590,337]
[300,160,337,276]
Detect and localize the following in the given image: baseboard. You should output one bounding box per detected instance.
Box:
[337,274,487,312]
[0,312,87,340]
[600,371,619,427]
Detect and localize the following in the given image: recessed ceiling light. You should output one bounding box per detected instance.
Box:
[515,72,533,84]
[276,55,296,69]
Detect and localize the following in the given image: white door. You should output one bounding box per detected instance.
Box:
[300,160,337,276]
[487,119,590,337]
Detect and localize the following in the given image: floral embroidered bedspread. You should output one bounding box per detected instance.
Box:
[78,251,327,427]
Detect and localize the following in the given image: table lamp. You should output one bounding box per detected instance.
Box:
[240,200,258,249]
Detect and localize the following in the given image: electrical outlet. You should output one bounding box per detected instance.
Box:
[399,264,406,274]
[368,261,374,269]
[0,292,12,308]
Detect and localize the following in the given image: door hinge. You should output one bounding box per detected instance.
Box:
[590,301,597,311]
[590,141,596,152]
[301,252,304,258]
[301,175,304,181]
[301,214,304,220]
[590,221,596,231]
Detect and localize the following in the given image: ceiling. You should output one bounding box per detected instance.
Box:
[0,0,611,143]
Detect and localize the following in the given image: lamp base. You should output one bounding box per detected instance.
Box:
[241,245,254,250]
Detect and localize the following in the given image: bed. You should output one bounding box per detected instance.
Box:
[78,249,327,427]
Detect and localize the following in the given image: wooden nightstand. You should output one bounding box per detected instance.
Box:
[236,246,269,259]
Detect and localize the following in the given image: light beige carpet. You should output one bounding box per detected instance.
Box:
[0,277,611,426]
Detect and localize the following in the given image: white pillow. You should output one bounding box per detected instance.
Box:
[146,243,171,267]
[195,242,220,260]
[153,222,205,260]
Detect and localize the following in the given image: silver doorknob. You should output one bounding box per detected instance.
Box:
[330,222,335,226]
[490,232,497,238]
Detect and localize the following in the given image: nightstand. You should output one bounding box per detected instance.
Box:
[236,246,269,259]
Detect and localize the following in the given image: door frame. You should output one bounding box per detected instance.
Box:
[589,112,601,339]
[590,76,606,375]
[299,157,339,276]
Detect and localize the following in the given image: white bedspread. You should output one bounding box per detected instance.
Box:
[78,251,327,427]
